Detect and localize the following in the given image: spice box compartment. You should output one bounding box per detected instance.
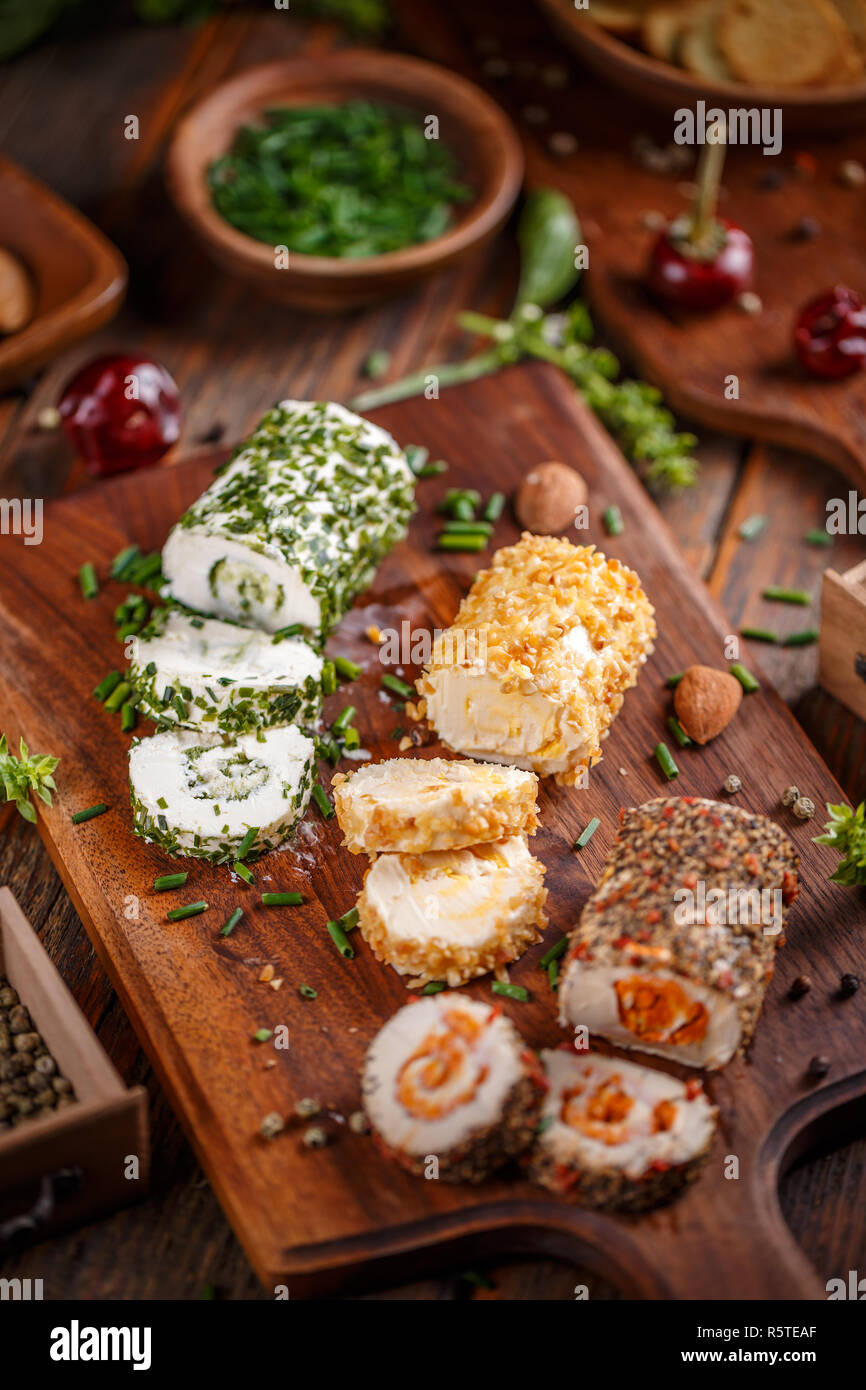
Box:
[0,887,148,1248]
[819,558,866,723]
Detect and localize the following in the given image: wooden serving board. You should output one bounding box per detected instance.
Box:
[0,363,864,1299]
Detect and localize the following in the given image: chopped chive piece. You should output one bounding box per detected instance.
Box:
[128,552,162,586]
[441,519,493,536]
[437,533,488,552]
[574,816,601,849]
[117,620,142,642]
[234,825,259,861]
[111,545,140,579]
[666,672,684,688]
[318,736,341,766]
[157,797,168,810]
[299,984,317,999]
[71,803,108,824]
[334,656,361,681]
[252,1028,273,1043]
[79,563,99,599]
[391,725,405,739]
[548,959,559,990]
[153,872,188,891]
[539,936,568,970]
[738,514,767,541]
[161,686,175,705]
[321,660,337,695]
[167,901,209,921]
[173,695,188,721]
[762,586,811,606]
[666,715,692,748]
[261,891,303,906]
[741,627,779,644]
[492,981,528,1002]
[405,443,429,473]
[602,504,624,536]
[93,671,122,702]
[483,491,505,522]
[451,496,476,522]
[272,623,304,643]
[120,701,137,733]
[783,628,819,647]
[421,981,445,994]
[804,528,832,547]
[332,704,356,734]
[233,861,254,885]
[326,918,354,958]
[338,907,359,932]
[220,907,243,937]
[730,662,760,692]
[416,459,448,477]
[312,783,335,819]
[654,741,679,780]
[364,348,391,380]
[382,673,414,699]
[343,726,361,750]
[104,681,132,713]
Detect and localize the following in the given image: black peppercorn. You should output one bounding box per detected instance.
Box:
[807,1055,831,1079]
[839,973,860,999]
[789,974,812,1000]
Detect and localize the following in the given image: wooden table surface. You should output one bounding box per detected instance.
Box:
[0,0,864,1300]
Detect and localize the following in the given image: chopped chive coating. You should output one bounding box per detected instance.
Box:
[321,660,337,695]
[539,936,568,970]
[167,901,209,921]
[334,656,361,682]
[120,702,137,733]
[654,741,679,780]
[483,491,505,522]
[730,662,760,692]
[220,907,243,937]
[804,528,833,547]
[783,629,819,646]
[381,673,413,699]
[300,985,318,999]
[71,803,108,824]
[441,519,493,536]
[261,892,303,906]
[738,514,767,541]
[437,533,488,552]
[312,783,335,819]
[666,672,684,688]
[252,1028,273,1043]
[332,704,356,734]
[272,623,304,643]
[421,981,446,994]
[79,562,99,599]
[153,872,188,891]
[666,715,692,748]
[111,545,140,579]
[93,671,122,702]
[741,627,779,644]
[492,981,528,1002]
[327,919,355,958]
[762,586,811,606]
[602,504,624,536]
[234,825,259,861]
[233,861,254,885]
[574,817,601,849]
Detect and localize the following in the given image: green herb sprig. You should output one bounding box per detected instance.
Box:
[814,802,866,887]
[0,734,59,824]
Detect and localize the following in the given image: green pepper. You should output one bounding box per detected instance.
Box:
[514,188,582,311]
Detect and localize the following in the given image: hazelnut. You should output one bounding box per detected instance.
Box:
[514,461,588,535]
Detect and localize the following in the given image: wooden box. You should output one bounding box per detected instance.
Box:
[0,888,148,1248]
[819,559,866,723]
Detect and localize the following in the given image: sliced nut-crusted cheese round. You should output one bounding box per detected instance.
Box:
[129,724,315,862]
[332,756,539,854]
[357,836,547,987]
[417,533,656,785]
[161,400,415,644]
[128,607,323,735]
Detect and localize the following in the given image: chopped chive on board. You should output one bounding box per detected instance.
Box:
[741,627,779,644]
[71,803,108,824]
[312,784,335,820]
[153,872,188,892]
[654,741,679,780]
[783,629,819,647]
[326,919,354,958]
[79,563,99,599]
[167,901,209,922]
[220,908,243,937]
[93,671,122,702]
[261,892,303,907]
[437,532,487,552]
[666,715,692,748]
[234,826,259,862]
[492,981,528,1002]
[730,662,760,693]
[334,656,361,682]
[574,817,601,849]
[666,672,684,689]
[421,981,445,994]
[602,504,624,536]
[738,514,767,541]
[762,586,811,606]
[804,529,833,547]
[539,936,568,970]
[381,674,413,699]
[233,862,254,885]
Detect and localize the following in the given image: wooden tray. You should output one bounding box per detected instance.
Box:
[0,363,863,1298]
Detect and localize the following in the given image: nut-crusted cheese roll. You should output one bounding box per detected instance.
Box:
[357,837,547,987]
[332,756,539,854]
[162,400,415,645]
[417,533,656,785]
[558,798,800,1069]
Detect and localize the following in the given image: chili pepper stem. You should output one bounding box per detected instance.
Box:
[349,348,503,412]
[690,119,727,246]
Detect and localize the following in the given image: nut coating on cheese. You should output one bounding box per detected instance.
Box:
[129,724,315,862]
[161,400,415,644]
[129,607,323,735]
[357,835,547,987]
[332,756,539,854]
[417,533,656,784]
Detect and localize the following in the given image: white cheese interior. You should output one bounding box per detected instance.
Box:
[161,528,320,634]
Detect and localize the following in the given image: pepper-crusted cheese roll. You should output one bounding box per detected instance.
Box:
[357,836,547,987]
[128,607,323,735]
[528,1048,718,1210]
[417,533,656,785]
[362,993,544,1182]
[129,724,315,862]
[558,798,799,1069]
[332,756,539,854]
[161,400,415,645]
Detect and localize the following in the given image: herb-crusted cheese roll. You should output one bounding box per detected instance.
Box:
[162,400,415,644]
[128,607,323,735]
[129,724,315,862]
[362,993,544,1182]
[558,798,800,1069]
[417,533,656,785]
[333,756,539,854]
[357,837,547,987]
[528,1048,718,1210]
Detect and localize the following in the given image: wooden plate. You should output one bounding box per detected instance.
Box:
[535,0,866,129]
[0,156,127,393]
[0,364,863,1297]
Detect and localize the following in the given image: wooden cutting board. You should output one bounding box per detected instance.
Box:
[0,363,863,1299]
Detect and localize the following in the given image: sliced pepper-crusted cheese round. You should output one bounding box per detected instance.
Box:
[161,400,415,644]
[332,756,539,854]
[128,607,323,735]
[129,724,315,862]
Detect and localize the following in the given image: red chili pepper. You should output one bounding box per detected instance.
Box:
[794,285,866,380]
[648,219,754,312]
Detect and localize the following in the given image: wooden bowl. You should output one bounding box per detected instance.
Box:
[0,157,127,394]
[536,0,866,131]
[165,52,524,313]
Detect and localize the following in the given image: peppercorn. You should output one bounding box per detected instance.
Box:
[839,973,860,999]
[789,974,812,999]
[790,216,821,241]
[260,1111,285,1140]
[8,1004,30,1034]
[302,1125,328,1148]
[0,986,18,1008]
[793,796,815,820]
[781,785,800,807]
[34,1053,56,1076]
[294,1097,320,1119]
[807,1055,830,1079]
[52,1075,73,1094]
[0,1023,9,1053]
[723,774,742,794]
[13,1031,40,1053]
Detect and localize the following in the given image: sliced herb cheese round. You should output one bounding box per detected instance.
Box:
[128,607,323,735]
[129,724,315,862]
[161,400,415,644]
